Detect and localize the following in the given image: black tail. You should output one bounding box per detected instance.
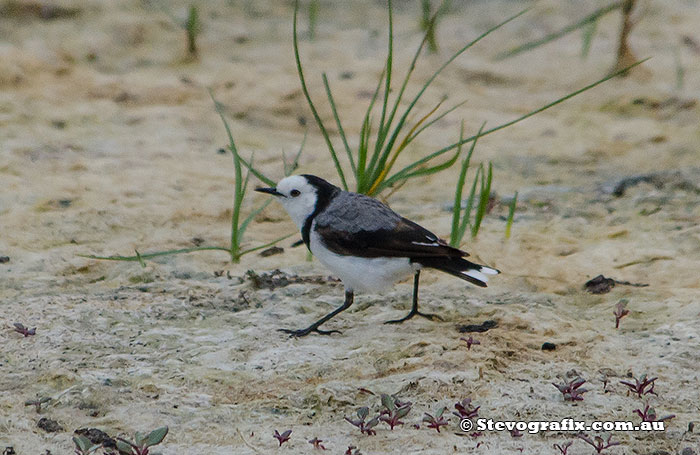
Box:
[413,257,499,287]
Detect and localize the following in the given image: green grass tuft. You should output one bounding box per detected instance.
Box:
[293,0,526,197]
[289,0,644,201]
[79,93,296,266]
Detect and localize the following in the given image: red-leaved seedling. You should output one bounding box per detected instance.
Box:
[345,407,379,436]
[509,428,523,438]
[634,403,675,423]
[378,394,412,430]
[115,426,168,455]
[273,430,292,447]
[577,433,620,454]
[613,302,629,328]
[553,377,588,401]
[345,445,362,455]
[423,407,449,433]
[308,437,326,450]
[460,336,480,350]
[553,441,573,455]
[12,323,36,337]
[453,398,480,419]
[620,373,657,398]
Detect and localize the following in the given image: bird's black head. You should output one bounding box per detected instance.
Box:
[299,174,340,198]
[255,175,340,230]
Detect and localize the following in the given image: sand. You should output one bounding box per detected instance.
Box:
[1,0,699,453]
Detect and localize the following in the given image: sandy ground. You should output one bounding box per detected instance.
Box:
[1,0,700,453]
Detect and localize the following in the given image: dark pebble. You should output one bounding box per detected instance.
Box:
[0,256,9,263]
[259,246,284,257]
[541,342,556,351]
[37,417,64,433]
[584,275,615,294]
[457,320,497,333]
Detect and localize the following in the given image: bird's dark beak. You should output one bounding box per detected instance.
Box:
[255,187,285,197]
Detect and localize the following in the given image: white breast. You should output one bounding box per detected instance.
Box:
[309,226,417,293]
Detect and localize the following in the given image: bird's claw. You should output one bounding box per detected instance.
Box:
[384,310,443,324]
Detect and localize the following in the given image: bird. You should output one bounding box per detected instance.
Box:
[255,174,499,337]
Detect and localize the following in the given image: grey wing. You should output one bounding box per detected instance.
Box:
[314,191,466,259]
[314,191,402,233]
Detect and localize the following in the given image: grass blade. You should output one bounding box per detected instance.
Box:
[239,232,297,256]
[505,191,518,239]
[496,1,622,60]
[134,249,146,268]
[581,17,598,58]
[229,145,246,261]
[367,98,445,195]
[210,90,276,187]
[374,121,482,195]
[450,123,467,246]
[357,68,386,190]
[420,0,439,53]
[374,0,440,157]
[407,99,468,143]
[322,73,356,174]
[458,164,482,241]
[293,0,347,189]
[239,198,272,238]
[79,246,231,262]
[386,59,648,188]
[240,152,254,202]
[367,15,432,183]
[471,161,492,238]
[374,0,394,160]
[450,122,484,246]
[232,152,276,187]
[376,8,529,178]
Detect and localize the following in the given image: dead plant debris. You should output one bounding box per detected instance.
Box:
[245,269,339,290]
[457,320,498,333]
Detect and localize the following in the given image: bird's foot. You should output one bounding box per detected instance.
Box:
[384,310,443,324]
[279,326,341,337]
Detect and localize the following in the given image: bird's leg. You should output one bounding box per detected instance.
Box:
[280,289,354,337]
[385,270,443,324]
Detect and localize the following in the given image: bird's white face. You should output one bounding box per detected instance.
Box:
[270,175,319,229]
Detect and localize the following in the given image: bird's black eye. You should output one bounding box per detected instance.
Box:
[290,189,301,197]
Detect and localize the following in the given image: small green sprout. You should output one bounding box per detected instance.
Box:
[504,191,518,239]
[449,123,494,244]
[72,436,100,455]
[116,426,168,455]
[185,4,201,57]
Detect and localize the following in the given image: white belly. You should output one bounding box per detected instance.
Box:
[309,229,417,293]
